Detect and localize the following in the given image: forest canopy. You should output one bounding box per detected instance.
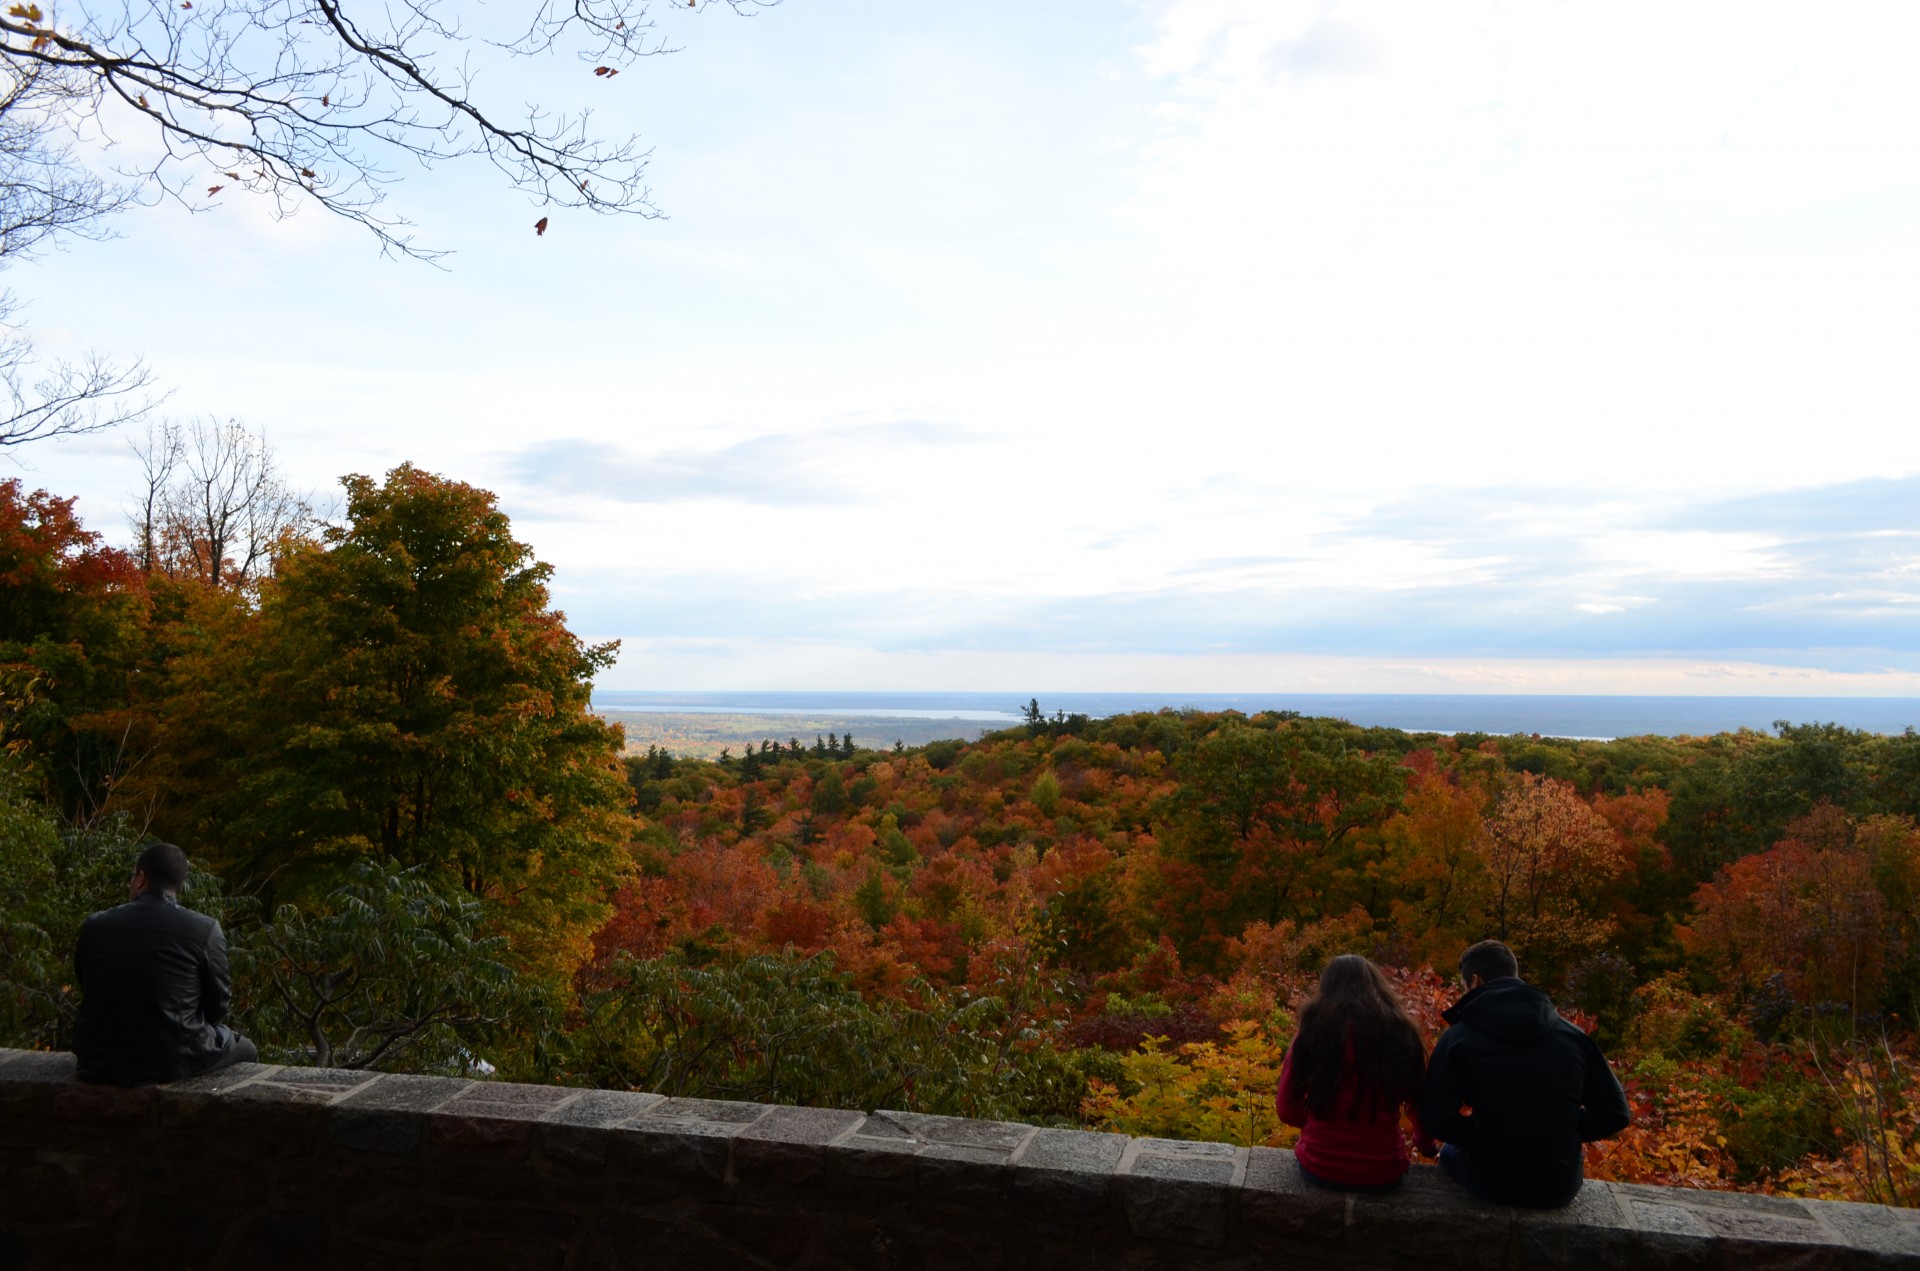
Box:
[2,467,1919,1208]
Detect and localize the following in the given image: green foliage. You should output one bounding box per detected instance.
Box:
[563,952,1085,1120]
[149,464,631,984]
[237,859,535,1073]
[1029,770,1062,817]
[811,769,848,814]
[0,760,224,1052]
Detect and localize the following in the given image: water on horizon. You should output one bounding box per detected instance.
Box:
[590,691,1920,740]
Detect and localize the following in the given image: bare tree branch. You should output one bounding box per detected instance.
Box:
[129,416,315,586]
[0,289,157,447]
[0,0,773,259]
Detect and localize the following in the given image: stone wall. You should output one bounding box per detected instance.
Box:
[1,1047,1915,1270]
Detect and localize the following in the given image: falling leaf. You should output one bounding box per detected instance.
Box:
[534,216,549,237]
[615,19,625,30]
[7,5,46,21]
[579,180,589,192]
[181,1,191,8]
[137,94,149,109]
[321,94,330,106]
[593,66,618,77]
[300,167,315,178]
[207,184,223,196]
[224,172,241,181]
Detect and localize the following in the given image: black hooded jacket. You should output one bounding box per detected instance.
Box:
[1418,977,1629,1208]
[73,891,237,1086]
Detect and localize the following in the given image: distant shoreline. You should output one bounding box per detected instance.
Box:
[592,691,1920,743]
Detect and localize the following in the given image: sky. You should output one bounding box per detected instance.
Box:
[10,1,1920,695]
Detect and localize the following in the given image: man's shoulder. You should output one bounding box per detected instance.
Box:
[82,898,218,937]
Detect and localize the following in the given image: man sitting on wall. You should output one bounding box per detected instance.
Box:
[73,841,258,1086]
[1419,939,1630,1208]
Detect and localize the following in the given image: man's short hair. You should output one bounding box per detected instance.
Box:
[1460,939,1520,984]
[135,841,190,893]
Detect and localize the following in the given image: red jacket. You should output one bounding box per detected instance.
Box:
[1277,1042,1435,1187]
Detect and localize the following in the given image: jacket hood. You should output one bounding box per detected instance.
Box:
[1442,977,1559,1044]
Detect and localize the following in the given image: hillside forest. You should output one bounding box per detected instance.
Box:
[3,461,1918,1209]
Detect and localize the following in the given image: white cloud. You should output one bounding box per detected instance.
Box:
[14,1,1920,694]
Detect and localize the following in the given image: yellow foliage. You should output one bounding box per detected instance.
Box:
[1081,1019,1297,1149]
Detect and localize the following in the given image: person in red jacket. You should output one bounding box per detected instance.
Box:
[1276,954,1436,1189]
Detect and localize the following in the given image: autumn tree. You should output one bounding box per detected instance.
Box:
[1160,718,1403,964]
[1379,767,1491,967]
[1480,773,1625,979]
[1681,804,1889,1013]
[0,478,147,816]
[149,463,631,985]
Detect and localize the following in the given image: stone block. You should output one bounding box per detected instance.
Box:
[835,1132,923,1184]
[1624,1198,1716,1270]
[1510,1180,1642,1271]
[539,1088,662,1129]
[331,1106,425,1156]
[338,1072,471,1114]
[160,1062,278,1095]
[430,1157,541,1204]
[917,1142,1014,1207]
[444,1082,577,1121]
[223,1077,350,1111]
[607,1118,734,1188]
[1119,1149,1239,1249]
[538,1120,614,1171]
[251,1065,380,1100]
[54,1081,158,1126]
[1236,1147,1345,1249]
[1134,1137,1238,1160]
[820,1214,925,1271]
[1692,1208,1850,1270]
[597,1211,761,1269]
[867,1110,1034,1154]
[347,1193,460,1246]
[645,1097,771,1126]
[426,1111,535,1159]
[1352,1164,1515,1270]
[0,1051,76,1085]
[733,1105,866,1187]
[1009,1128,1127,1214]
[1809,1200,1920,1265]
[694,1202,821,1266]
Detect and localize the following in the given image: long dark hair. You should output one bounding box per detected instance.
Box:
[1290,954,1427,1120]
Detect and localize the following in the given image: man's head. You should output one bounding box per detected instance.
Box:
[1458,939,1519,991]
[131,841,190,899]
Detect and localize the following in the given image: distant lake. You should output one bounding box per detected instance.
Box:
[591,691,1920,741]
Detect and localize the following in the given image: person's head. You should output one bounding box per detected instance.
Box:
[1458,939,1520,991]
[1291,953,1427,1120]
[131,841,190,899]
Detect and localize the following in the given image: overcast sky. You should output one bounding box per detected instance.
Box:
[12,1,1920,695]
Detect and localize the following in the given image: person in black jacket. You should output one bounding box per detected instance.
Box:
[73,841,257,1086]
[1418,940,1629,1208]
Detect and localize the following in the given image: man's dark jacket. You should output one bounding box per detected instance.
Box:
[1418,976,1630,1208]
[73,891,239,1086]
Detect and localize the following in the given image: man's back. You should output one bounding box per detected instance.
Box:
[1419,977,1629,1208]
[74,891,234,1086]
